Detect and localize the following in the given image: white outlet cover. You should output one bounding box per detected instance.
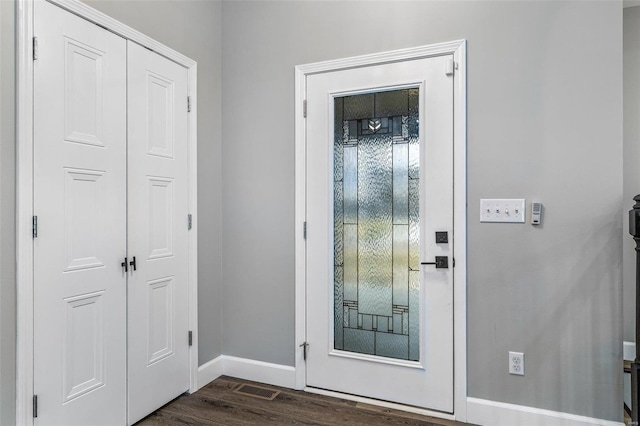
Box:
[509,351,525,376]
[480,199,526,223]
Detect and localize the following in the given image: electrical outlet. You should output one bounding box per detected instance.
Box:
[509,351,524,376]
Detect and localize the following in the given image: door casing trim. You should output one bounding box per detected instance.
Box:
[294,40,467,422]
[16,1,199,424]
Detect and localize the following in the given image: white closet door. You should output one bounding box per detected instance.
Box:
[33,1,127,424]
[127,41,191,425]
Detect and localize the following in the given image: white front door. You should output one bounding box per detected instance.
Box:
[126,41,191,425]
[33,1,127,424]
[305,55,454,412]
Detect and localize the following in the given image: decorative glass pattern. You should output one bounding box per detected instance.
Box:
[333,88,419,361]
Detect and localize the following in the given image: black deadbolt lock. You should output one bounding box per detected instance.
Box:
[435,231,448,243]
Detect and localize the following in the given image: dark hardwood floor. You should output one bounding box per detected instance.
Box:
[136,376,471,426]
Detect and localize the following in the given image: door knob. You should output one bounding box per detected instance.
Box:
[421,256,448,269]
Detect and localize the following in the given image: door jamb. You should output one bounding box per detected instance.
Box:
[294,40,467,422]
[16,1,199,424]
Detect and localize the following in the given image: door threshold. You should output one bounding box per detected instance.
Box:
[303,386,456,421]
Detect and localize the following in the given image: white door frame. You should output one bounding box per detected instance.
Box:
[294,40,467,422]
[15,1,199,424]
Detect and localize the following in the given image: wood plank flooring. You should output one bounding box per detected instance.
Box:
[135,376,472,426]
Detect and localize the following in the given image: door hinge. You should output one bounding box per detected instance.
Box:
[32,216,38,238]
[303,221,307,239]
[188,214,192,230]
[300,342,309,361]
[303,100,307,118]
[188,330,193,346]
[33,395,38,418]
[187,96,191,112]
[445,58,457,76]
[33,37,38,61]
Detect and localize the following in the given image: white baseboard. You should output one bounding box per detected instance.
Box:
[625,341,635,361]
[197,355,224,390]
[223,356,296,389]
[467,397,623,426]
[197,355,296,391]
[624,341,634,411]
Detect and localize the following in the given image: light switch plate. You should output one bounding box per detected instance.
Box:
[480,199,525,223]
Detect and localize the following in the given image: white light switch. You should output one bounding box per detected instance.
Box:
[480,199,525,223]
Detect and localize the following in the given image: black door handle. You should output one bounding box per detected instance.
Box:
[129,256,137,271]
[121,257,128,272]
[421,256,448,269]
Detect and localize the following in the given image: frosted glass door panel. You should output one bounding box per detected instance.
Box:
[334,89,419,361]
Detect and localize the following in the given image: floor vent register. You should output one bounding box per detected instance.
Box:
[233,384,281,401]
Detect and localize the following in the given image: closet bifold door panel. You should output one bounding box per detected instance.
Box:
[33,1,128,425]
[126,41,191,425]
[31,3,193,424]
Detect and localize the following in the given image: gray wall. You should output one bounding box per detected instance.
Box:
[83,0,224,366]
[625,6,640,345]
[0,1,16,424]
[0,0,625,423]
[221,1,622,421]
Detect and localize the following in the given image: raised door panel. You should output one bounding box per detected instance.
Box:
[33,2,127,425]
[64,168,106,271]
[148,177,174,259]
[62,291,105,403]
[64,39,104,147]
[147,73,175,159]
[147,276,175,364]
